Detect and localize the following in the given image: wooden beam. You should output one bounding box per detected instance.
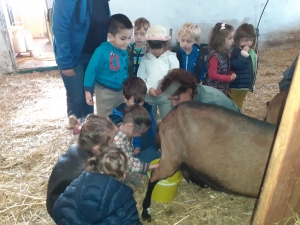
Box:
[252,56,300,225]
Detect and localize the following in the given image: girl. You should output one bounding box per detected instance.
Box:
[137,25,179,120]
[204,23,237,96]
[113,104,159,185]
[46,114,117,219]
[52,147,142,225]
[229,23,257,109]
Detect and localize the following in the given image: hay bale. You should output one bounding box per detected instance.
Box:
[0,46,299,224]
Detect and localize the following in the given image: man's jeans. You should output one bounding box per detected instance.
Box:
[60,53,94,119]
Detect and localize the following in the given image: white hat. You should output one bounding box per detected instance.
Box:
[146,25,171,41]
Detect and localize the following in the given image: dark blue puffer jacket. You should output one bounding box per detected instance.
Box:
[52,171,142,225]
[230,46,255,91]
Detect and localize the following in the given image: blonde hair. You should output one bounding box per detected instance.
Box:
[178,22,201,43]
[134,17,150,31]
[87,147,128,181]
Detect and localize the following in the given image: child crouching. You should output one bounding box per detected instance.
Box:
[113,104,159,185]
[52,147,142,225]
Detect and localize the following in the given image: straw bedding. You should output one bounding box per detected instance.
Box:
[0,45,299,225]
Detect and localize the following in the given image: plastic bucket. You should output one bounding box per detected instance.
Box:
[148,159,182,203]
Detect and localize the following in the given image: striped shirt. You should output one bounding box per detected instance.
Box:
[113,130,149,174]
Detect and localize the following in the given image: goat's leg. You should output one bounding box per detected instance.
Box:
[142,179,159,222]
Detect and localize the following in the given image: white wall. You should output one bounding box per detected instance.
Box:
[0,0,14,74]
[109,0,300,47]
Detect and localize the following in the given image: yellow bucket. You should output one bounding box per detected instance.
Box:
[148,159,182,203]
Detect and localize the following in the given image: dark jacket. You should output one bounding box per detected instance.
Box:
[52,0,110,70]
[230,46,255,91]
[112,102,156,150]
[52,171,142,225]
[46,144,93,218]
[172,43,209,82]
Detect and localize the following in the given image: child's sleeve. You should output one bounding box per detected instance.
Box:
[137,57,151,91]
[230,49,248,70]
[208,56,232,82]
[132,137,141,149]
[84,48,104,92]
[126,153,150,174]
[169,55,180,70]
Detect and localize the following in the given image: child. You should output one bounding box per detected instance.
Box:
[128,17,151,77]
[111,77,161,163]
[203,23,237,96]
[52,147,142,225]
[229,23,258,109]
[172,22,208,83]
[113,104,159,184]
[46,114,116,218]
[137,25,179,120]
[84,14,133,116]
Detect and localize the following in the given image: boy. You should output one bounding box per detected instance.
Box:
[111,77,161,163]
[127,17,150,77]
[113,105,159,185]
[84,14,133,116]
[172,22,209,83]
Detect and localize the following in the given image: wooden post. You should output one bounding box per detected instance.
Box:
[252,57,300,225]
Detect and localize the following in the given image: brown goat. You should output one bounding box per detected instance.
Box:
[265,89,289,126]
[142,101,277,221]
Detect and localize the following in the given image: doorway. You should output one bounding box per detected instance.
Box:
[4,0,56,71]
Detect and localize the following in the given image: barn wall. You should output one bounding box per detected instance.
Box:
[108,0,300,47]
[0,0,14,74]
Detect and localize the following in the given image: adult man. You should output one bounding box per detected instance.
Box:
[52,0,110,118]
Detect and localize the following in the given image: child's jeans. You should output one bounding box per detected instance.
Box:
[60,53,94,119]
[95,84,123,116]
[145,94,172,120]
[135,146,161,163]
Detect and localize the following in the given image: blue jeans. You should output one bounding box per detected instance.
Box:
[135,145,161,161]
[60,53,94,119]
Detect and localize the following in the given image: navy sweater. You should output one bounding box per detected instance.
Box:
[230,46,255,91]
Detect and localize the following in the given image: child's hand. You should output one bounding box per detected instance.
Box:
[62,68,76,76]
[231,73,237,81]
[149,163,159,170]
[133,147,140,155]
[85,91,94,105]
[149,88,157,97]
[243,46,250,52]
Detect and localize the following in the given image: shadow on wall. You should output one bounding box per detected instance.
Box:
[260,29,300,49]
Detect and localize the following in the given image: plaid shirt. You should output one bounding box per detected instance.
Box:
[114,130,149,174]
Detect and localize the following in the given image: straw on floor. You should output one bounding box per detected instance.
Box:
[0,46,299,225]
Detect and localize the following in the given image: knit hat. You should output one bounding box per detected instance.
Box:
[146,25,171,41]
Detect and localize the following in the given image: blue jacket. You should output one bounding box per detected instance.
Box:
[84,42,129,91]
[230,46,256,91]
[52,171,142,225]
[46,144,93,218]
[172,44,209,82]
[52,0,110,70]
[112,102,156,150]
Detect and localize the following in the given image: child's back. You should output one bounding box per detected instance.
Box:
[52,147,142,225]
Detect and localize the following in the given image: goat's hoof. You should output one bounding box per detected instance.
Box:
[142,209,151,222]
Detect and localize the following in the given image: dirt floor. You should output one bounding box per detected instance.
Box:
[0,45,299,225]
